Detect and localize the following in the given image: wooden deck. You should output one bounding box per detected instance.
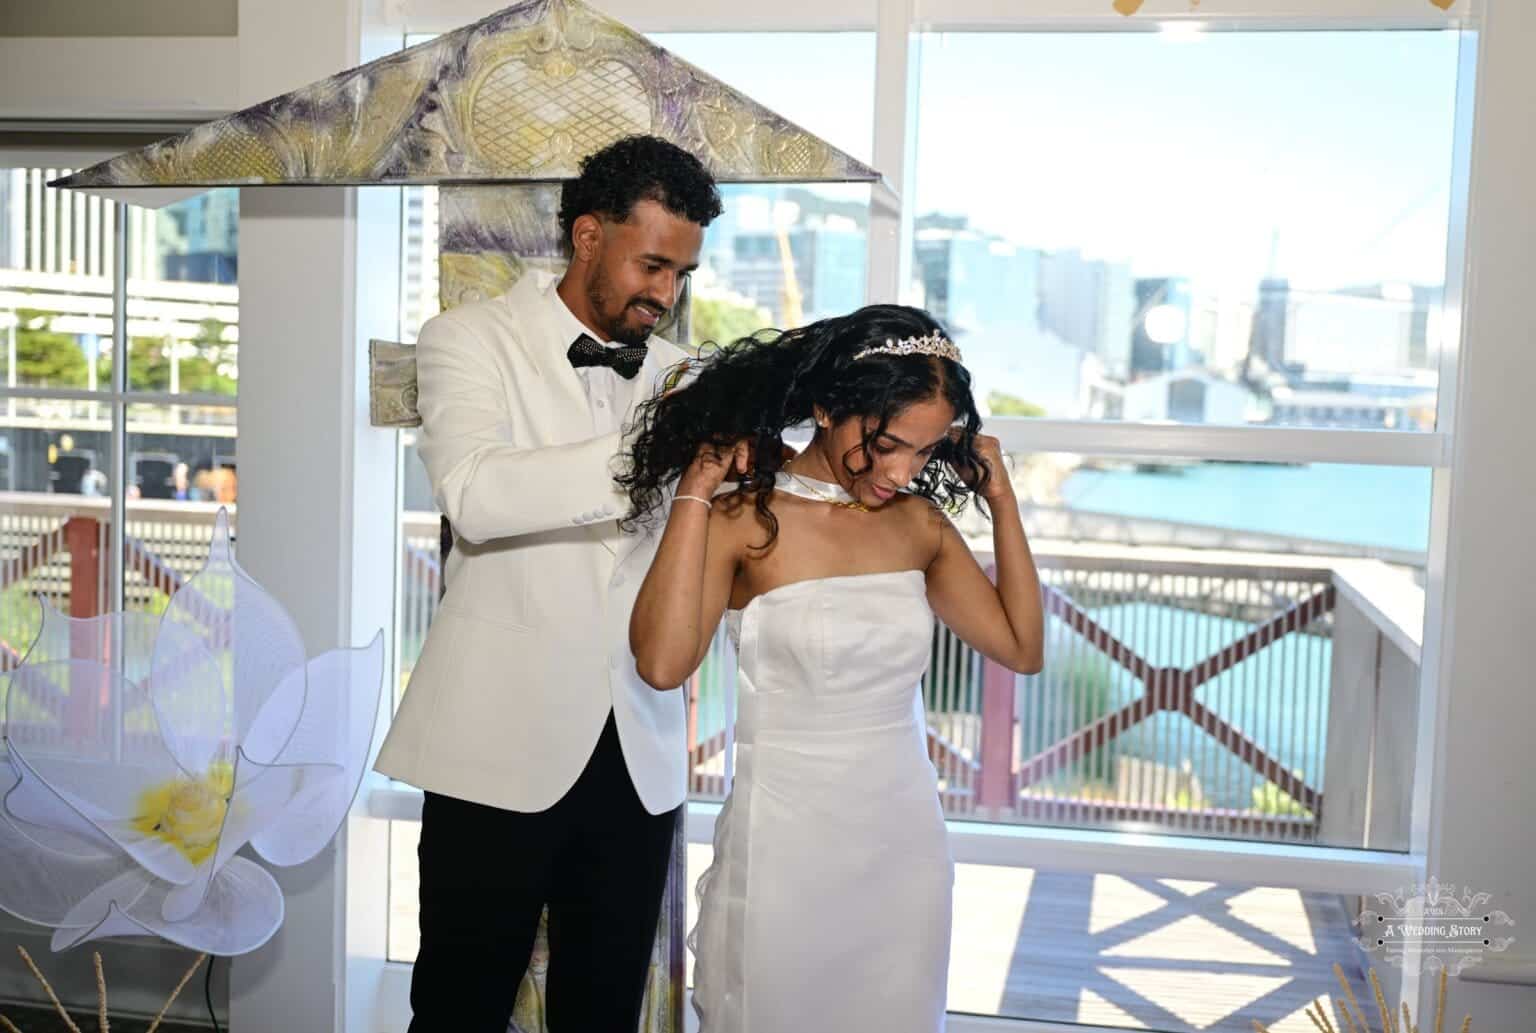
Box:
[935,857,1377,1032]
[390,829,1376,1032]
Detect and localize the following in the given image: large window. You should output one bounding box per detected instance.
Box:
[377,11,1468,1031]
[0,165,239,636]
[912,31,1458,429]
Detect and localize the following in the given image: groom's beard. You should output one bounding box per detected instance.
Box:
[587,267,667,346]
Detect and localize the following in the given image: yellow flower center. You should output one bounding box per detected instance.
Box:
[131,761,234,866]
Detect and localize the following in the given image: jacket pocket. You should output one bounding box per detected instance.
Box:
[440,538,532,630]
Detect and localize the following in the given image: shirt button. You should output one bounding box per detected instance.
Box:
[595,399,606,408]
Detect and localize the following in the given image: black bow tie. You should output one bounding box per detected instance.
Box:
[567,334,647,379]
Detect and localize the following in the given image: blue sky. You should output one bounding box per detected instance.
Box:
[656,29,1462,292]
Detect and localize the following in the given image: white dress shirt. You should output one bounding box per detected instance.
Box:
[549,282,627,437]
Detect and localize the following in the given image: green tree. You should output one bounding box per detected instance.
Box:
[987,390,1047,418]
[12,308,88,387]
[690,295,771,352]
[101,318,237,396]
[187,317,238,396]
[1020,653,1125,796]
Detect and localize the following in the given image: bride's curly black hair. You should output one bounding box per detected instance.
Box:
[618,303,988,547]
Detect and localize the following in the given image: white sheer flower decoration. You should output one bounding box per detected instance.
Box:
[0,510,383,956]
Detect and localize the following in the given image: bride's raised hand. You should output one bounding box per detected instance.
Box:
[948,428,1013,501]
[680,439,752,498]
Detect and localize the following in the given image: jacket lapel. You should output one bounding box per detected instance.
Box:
[511,277,689,568]
[510,272,594,446]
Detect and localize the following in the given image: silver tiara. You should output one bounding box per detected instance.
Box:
[852,331,963,364]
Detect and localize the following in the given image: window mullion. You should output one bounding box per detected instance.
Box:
[107,199,127,760]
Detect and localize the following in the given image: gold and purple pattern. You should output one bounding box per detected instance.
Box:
[51,0,877,191]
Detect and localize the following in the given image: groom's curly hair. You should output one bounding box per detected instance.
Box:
[558,135,723,248]
[617,304,989,548]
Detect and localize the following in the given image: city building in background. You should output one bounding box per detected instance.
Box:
[400,185,441,342]
[1258,281,1441,375]
[913,215,1122,419]
[0,169,239,498]
[388,152,1448,509]
[1123,369,1257,424]
[160,189,238,283]
[386,172,1445,437]
[1130,276,1198,377]
[707,185,867,328]
[1038,248,1134,381]
[902,209,1443,429]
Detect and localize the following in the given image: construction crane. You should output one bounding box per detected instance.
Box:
[773,205,804,328]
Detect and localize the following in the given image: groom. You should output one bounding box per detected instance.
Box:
[375,135,722,1032]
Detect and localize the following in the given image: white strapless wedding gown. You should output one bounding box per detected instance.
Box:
[689,568,954,1032]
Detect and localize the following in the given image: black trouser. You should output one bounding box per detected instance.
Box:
[407,713,679,1033]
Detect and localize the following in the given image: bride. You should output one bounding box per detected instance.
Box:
[622,304,1045,1033]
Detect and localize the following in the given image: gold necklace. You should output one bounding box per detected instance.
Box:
[783,469,871,513]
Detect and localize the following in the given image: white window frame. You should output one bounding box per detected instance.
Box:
[375,0,1472,880]
[914,0,1473,32]
[369,2,1490,1026]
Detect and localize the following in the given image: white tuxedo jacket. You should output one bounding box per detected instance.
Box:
[374,272,692,815]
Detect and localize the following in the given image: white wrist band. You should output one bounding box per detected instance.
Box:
[673,494,713,509]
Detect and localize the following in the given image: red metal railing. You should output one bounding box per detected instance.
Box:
[684,559,1338,843]
[6,501,1341,845]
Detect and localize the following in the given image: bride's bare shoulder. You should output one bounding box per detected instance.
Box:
[703,484,791,560]
[889,489,945,521]
[889,491,952,558]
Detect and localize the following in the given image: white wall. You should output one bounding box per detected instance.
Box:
[0,2,237,37]
[0,38,239,121]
